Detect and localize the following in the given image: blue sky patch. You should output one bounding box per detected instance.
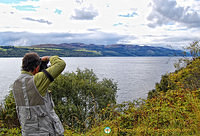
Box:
[167,28,188,31]
[167,22,175,25]
[119,12,138,18]
[0,0,39,4]
[54,9,62,14]
[113,23,123,26]
[13,5,39,11]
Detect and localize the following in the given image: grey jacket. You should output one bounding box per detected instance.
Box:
[13,73,64,136]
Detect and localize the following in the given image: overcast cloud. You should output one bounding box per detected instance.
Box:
[0,31,129,46]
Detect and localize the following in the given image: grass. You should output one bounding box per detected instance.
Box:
[75,49,102,55]
[0,48,7,51]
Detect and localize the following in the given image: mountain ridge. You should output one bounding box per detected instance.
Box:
[0,43,185,57]
[32,43,185,56]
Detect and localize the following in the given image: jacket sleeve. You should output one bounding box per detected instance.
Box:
[34,56,66,96]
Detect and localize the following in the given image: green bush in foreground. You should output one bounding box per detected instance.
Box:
[49,68,118,132]
[0,91,19,128]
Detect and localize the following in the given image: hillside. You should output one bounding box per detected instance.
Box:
[0,43,184,57]
[81,57,200,135]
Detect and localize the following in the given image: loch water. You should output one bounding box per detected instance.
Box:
[0,57,179,103]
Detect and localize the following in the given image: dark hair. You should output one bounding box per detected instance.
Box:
[22,52,41,72]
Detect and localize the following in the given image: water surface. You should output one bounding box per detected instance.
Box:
[0,57,179,103]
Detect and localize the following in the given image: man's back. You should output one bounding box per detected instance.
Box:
[13,53,66,136]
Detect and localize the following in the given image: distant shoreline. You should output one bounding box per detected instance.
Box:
[0,44,187,57]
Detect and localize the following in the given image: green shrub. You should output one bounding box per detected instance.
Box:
[148,57,200,99]
[49,68,118,132]
[0,91,19,128]
[0,125,21,136]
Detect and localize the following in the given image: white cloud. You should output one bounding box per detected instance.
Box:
[71,5,98,20]
[0,0,199,47]
[22,17,52,24]
[148,0,200,28]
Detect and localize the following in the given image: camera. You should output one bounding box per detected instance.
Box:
[39,59,49,72]
[39,59,54,82]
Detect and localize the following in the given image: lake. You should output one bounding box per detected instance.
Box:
[0,57,180,103]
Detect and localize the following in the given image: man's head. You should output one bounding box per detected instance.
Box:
[22,52,41,74]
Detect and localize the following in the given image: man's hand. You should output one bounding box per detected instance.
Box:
[41,56,50,61]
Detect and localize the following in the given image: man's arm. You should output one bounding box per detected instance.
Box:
[34,56,66,96]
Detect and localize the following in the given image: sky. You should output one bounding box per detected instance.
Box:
[0,0,200,49]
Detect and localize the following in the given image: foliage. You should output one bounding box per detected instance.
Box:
[0,121,21,136]
[149,41,200,99]
[49,68,118,132]
[186,41,200,58]
[0,91,19,128]
[174,41,199,70]
[83,89,200,135]
[148,57,200,99]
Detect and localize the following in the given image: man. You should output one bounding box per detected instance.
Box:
[12,52,66,136]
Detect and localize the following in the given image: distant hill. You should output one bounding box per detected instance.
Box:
[0,43,185,57]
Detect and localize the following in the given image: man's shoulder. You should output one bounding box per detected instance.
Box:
[21,71,33,76]
[15,73,33,82]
